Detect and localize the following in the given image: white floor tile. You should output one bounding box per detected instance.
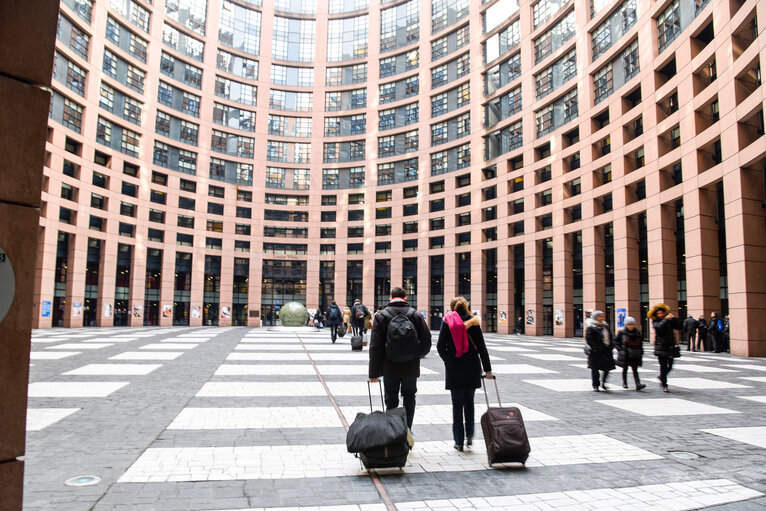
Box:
[341,403,558,424]
[44,343,114,350]
[522,379,629,392]
[139,343,198,350]
[226,352,310,361]
[672,364,737,373]
[521,354,583,361]
[28,382,130,397]
[489,347,536,352]
[117,434,660,482]
[109,351,184,361]
[326,380,451,396]
[490,364,559,375]
[729,364,766,371]
[26,408,80,431]
[392,479,761,511]
[737,395,766,404]
[701,426,766,449]
[64,364,162,376]
[168,407,344,429]
[196,381,328,397]
[234,345,307,351]
[596,398,740,416]
[29,351,80,360]
[669,378,751,390]
[215,364,316,376]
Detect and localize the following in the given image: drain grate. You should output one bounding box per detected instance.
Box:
[64,475,101,487]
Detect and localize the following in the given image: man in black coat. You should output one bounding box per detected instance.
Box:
[368,287,432,430]
[683,315,699,351]
[325,300,343,343]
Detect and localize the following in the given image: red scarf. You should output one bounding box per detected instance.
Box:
[445,311,469,357]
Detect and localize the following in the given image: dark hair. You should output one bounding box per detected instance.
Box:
[391,286,406,299]
[450,296,469,315]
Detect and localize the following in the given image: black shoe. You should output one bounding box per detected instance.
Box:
[593,386,600,392]
[663,386,670,393]
[636,383,646,391]
[622,382,628,389]
[466,436,473,446]
[601,384,609,391]
[453,444,463,452]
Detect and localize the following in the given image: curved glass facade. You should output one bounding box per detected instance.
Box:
[39,0,766,349]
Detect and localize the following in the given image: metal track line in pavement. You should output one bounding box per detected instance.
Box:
[297,333,397,511]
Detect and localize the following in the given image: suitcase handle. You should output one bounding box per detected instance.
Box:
[482,375,502,408]
[367,380,385,412]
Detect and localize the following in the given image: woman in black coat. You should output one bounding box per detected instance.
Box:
[650,303,683,392]
[437,297,493,452]
[586,310,616,391]
[613,316,646,390]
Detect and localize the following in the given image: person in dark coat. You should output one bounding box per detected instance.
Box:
[515,316,523,334]
[351,299,369,337]
[723,315,730,352]
[313,309,323,329]
[709,312,724,352]
[697,316,708,351]
[368,287,432,431]
[613,317,646,390]
[650,303,683,392]
[683,315,699,351]
[325,300,343,344]
[437,297,493,452]
[586,310,615,391]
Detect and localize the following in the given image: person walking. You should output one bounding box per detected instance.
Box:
[351,299,369,337]
[709,312,724,352]
[683,315,699,351]
[368,287,432,432]
[515,316,523,335]
[723,315,730,352]
[313,309,324,329]
[650,304,683,392]
[614,317,646,390]
[342,305,352,334]
[697,315,708,351]
[325,300,343,344]
[437,297,493,452]
[586,310,615,391]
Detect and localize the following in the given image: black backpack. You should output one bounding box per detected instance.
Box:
[379,308,420,363]
[328,306,340,321]
[354,304,366,320]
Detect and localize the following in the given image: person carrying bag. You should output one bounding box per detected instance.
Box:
[436,297,492,452]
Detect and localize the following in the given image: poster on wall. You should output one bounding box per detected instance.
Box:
[526,309,535,325]
[133,304,143,318]
[41,301,52,318]
[472,309,481,318]
[617,308,627,328]
[499,311,508,325]
[162,305,172,318]
[418,310,427,319]
[191,305,201,318]
[72,302,83,317]
[103,303,113,318]
[555,309,564,326]
[221,306,231,319]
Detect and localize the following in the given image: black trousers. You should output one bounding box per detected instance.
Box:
[591,368,610,388]
[658,356,674,386]
[622,362,640,384]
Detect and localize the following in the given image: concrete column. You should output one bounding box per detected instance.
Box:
[524,239,543,336]
[65,233,87,328]
[32,226,58,328]
[684,187,721,319]
[553,233,574,337]
[443,251,457,305]
[334,255,348,309]
[98,240,117,327]
[416,253,431,319]
[362,258,375,307]
[471,247,485,315]
[646,203,679,312]
[248,255,262,327]
[217,250,234,327]
[159,247,175,327]
[129,245,147,327]
[497,245,513,334]
[305,252,320,311]
[724,165,766,356]
[582,225,606,312]
[0,2,59,506]
[613,215,641,321]
[390,255,403,293]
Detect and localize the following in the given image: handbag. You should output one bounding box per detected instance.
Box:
[583,344,592,356]
[671,345,681,358]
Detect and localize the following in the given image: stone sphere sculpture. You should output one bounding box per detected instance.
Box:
[279,302,308,327]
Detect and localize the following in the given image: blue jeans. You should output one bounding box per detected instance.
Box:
[450,388,476,447]
[383,376,417,429]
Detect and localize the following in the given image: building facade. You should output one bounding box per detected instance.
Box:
[37,0,766,354]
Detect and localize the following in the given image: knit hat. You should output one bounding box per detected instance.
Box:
[624,316,636,326]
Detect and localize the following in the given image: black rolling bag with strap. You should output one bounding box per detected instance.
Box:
[480,376,531,466]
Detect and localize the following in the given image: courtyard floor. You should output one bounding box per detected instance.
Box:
[22,326,766,510]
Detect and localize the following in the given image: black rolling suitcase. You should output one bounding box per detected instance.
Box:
[337,324,347,338]
[346,382,410,469]
[351,335,363,351]
[480,376,531,466]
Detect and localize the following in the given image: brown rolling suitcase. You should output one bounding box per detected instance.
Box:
[480,376,531,466]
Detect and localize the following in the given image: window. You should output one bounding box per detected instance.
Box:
[623,39,639,79]
[593,63,613,104]
[65,60,86,96]
[61,98,83,133]
[535,67,553,98]
[657,0,681,51]
[536,105,554,136]
[591,19,611,60]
